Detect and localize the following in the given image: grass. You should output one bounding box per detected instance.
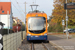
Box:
[68,25,75,28]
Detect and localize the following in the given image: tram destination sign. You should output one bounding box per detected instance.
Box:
[64,3,75,9]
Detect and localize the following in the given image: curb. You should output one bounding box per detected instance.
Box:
[49,41,64,50]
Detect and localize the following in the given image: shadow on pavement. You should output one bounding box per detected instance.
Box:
[22,39,49,44]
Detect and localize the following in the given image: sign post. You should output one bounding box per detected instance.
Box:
[65,0,69,40]
[64,0,75,39]
[62,20,65,37]
[17,26,18,32]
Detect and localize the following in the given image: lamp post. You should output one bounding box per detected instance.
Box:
[7,11,9,34]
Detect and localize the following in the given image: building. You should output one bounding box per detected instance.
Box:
[13,17,18,24]
[17,19,21,24]
[13,17,22,25]
[0,2,13,29]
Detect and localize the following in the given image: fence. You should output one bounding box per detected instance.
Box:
[3,31,26,50]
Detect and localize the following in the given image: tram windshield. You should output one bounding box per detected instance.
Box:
[28,17,46,31]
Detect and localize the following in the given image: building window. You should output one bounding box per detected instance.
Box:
[2,11,4,13]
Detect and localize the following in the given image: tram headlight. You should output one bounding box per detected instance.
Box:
[28,34,31,36]
[44,33,47,35]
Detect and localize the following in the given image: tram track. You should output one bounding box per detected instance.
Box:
[19,40,57,50]
[31,43,35,50]
[31,42,50,50]
[42,42,49,50]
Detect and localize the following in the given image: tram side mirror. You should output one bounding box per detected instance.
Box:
[44,20,46,28]
[47,23,49,28]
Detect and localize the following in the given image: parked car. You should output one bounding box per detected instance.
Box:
[64,29,75,33]
[68,29,75,33]
[64,29,70,33]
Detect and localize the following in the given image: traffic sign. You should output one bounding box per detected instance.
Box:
[0,25,2,29]
[66,16,68,21]
[0,43,3,50]
[62,20,65,25]
[64,3,75,9]
[0,34,2,40]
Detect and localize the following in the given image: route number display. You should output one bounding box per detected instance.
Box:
[64,3,75,9]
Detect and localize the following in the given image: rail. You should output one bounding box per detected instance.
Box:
[31,42,50,50]
[31,43,35,50]
[42,42,49,50]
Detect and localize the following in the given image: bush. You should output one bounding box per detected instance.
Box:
[48,22,63,32]
[13,23,17,26]
[21,25,25,31]
[2,29,14,35]
[68,25,75,29]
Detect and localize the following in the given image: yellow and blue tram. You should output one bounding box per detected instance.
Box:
[26,10,48,40]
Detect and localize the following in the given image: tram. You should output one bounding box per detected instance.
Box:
[26,5,48,40]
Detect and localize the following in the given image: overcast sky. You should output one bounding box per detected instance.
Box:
[0,0,54,23]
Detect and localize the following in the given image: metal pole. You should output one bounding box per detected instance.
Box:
[63,25,64,37]
[0,15,1,22]
[35,0,36,4]
[17,26,18,32]
[25,2,26,28]
[25,2,26,39]
[66,0,68,39]
[7,11,9,34]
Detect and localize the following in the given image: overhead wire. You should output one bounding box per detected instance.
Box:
[14,0,26,23]
[10,0,24,17]
[12,3,24,16]
[34,0,36,4]
[15,0,25,14]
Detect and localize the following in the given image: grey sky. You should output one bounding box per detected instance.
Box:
[0,0,54,23]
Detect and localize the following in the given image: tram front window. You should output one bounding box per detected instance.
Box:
[28,17,46,33]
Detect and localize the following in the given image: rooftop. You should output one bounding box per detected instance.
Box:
[0,2,11,14]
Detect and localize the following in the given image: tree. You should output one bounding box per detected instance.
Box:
[21,22,25,31]
[13,23,17,26]
[51,0,75,26]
